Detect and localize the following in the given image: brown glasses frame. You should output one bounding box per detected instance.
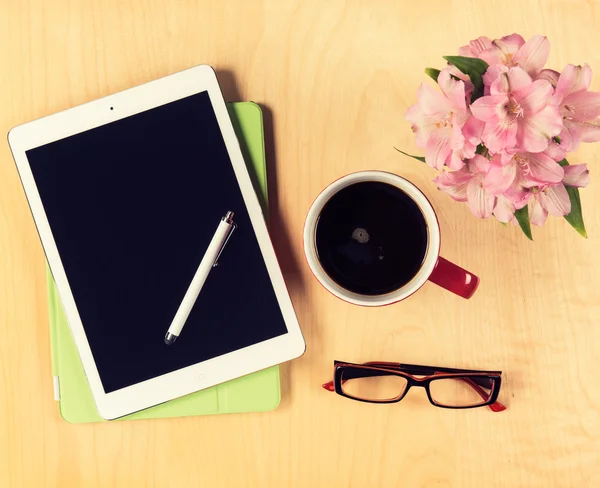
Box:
[323,360,505,412]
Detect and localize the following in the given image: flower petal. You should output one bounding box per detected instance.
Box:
[479,34,525,66]
[459,140,477,160]
[458,44,472,57]
[445,65,475,101]
[438,69,467,111]
[446,150,466,171]
[481,118,518,152]
[425,131,453,170]
[529,195,548,226]
[448,114,466,150]
[478,50,503,67]
[467,174,495,218]
[434,170,471,202]
[484,156,517,194]
[496,33,526,51]
[510,181,533,202]
[513,35,550,76]
[490,71,511,95]
[491,67,532,95]
[564,90,600,121]
[499,148,518,164]
[405,102,434,147]
[539,184,571,216]
[493,195,516,223]
[523,152,565,186]
[417,82,452,115]
[459,36,493,56]
[462,116,485,145]
[516,105,562,152]
[555,64,592,98]
[538,69,560,87]
[514,79,554,115]
[561,120,582,152]
[471,95,509,123]
[569,118,600,143]
[468,154,491,174]
[556,128,573,152]
[482,65,505,95]
[504,181,531,209]
[544,129,571,160]
[562,164,590,188]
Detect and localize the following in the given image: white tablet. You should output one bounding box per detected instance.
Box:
[9,65,305,420]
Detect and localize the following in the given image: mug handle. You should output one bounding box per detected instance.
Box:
[428,257,479,299]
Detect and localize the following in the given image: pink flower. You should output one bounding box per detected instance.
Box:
[551,64,600,153]
[526,163,590,226]
[479,35,550,78]
[478,34,525,66]
[405,69,471,170]
[483,151,564,194]
[434,155,496,218]
[470,34,550,95]
[403,33,593,232]
[470,67,562,152]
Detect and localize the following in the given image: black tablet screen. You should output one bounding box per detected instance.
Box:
[26,93,287,393]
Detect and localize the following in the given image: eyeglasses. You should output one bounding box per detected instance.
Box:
[322,361,506,412]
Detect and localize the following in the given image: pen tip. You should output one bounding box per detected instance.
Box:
[164,333,177,345]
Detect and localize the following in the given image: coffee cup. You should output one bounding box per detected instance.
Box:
[303,171,479,306]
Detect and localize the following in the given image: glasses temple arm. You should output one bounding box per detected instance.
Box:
[460,377,506,412]
[398,363,502,376]
[322,368,392,392]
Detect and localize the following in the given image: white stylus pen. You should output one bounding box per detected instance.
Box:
[164,211,236,345]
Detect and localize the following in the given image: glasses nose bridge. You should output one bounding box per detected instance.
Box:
[405,375,431,390]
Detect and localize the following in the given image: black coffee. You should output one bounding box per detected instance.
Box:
[314,181,428,295]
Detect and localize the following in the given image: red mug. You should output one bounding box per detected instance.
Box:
[303,171,479,306]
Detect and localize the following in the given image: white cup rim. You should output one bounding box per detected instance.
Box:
[303,171,441,306]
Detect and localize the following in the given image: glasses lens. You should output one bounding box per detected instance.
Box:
[340,367,408,401]
[429,376,495,407]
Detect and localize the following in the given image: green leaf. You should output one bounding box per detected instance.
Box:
[394,147,426,163]
[475,144,488,156]
[557,158,587,238]
[442,55,489,101]
[564,186,587,238]
[514,206,533,241]
[425,67,461,84]
[425,68,441,82]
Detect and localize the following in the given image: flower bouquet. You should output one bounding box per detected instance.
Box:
[401,34,595,239]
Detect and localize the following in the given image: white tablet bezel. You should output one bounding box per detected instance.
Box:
[9,65,305,420]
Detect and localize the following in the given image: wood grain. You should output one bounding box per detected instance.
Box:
[1,0,599,486]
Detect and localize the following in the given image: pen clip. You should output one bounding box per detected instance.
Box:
[213,221,237,267]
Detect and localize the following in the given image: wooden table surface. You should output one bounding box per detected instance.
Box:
[1,1,599,486]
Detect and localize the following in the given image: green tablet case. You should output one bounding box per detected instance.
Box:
[46,102,280,423]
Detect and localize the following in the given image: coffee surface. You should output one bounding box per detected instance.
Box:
[315,181,428,295]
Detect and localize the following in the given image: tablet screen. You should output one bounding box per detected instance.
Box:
[26,92,288,393]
